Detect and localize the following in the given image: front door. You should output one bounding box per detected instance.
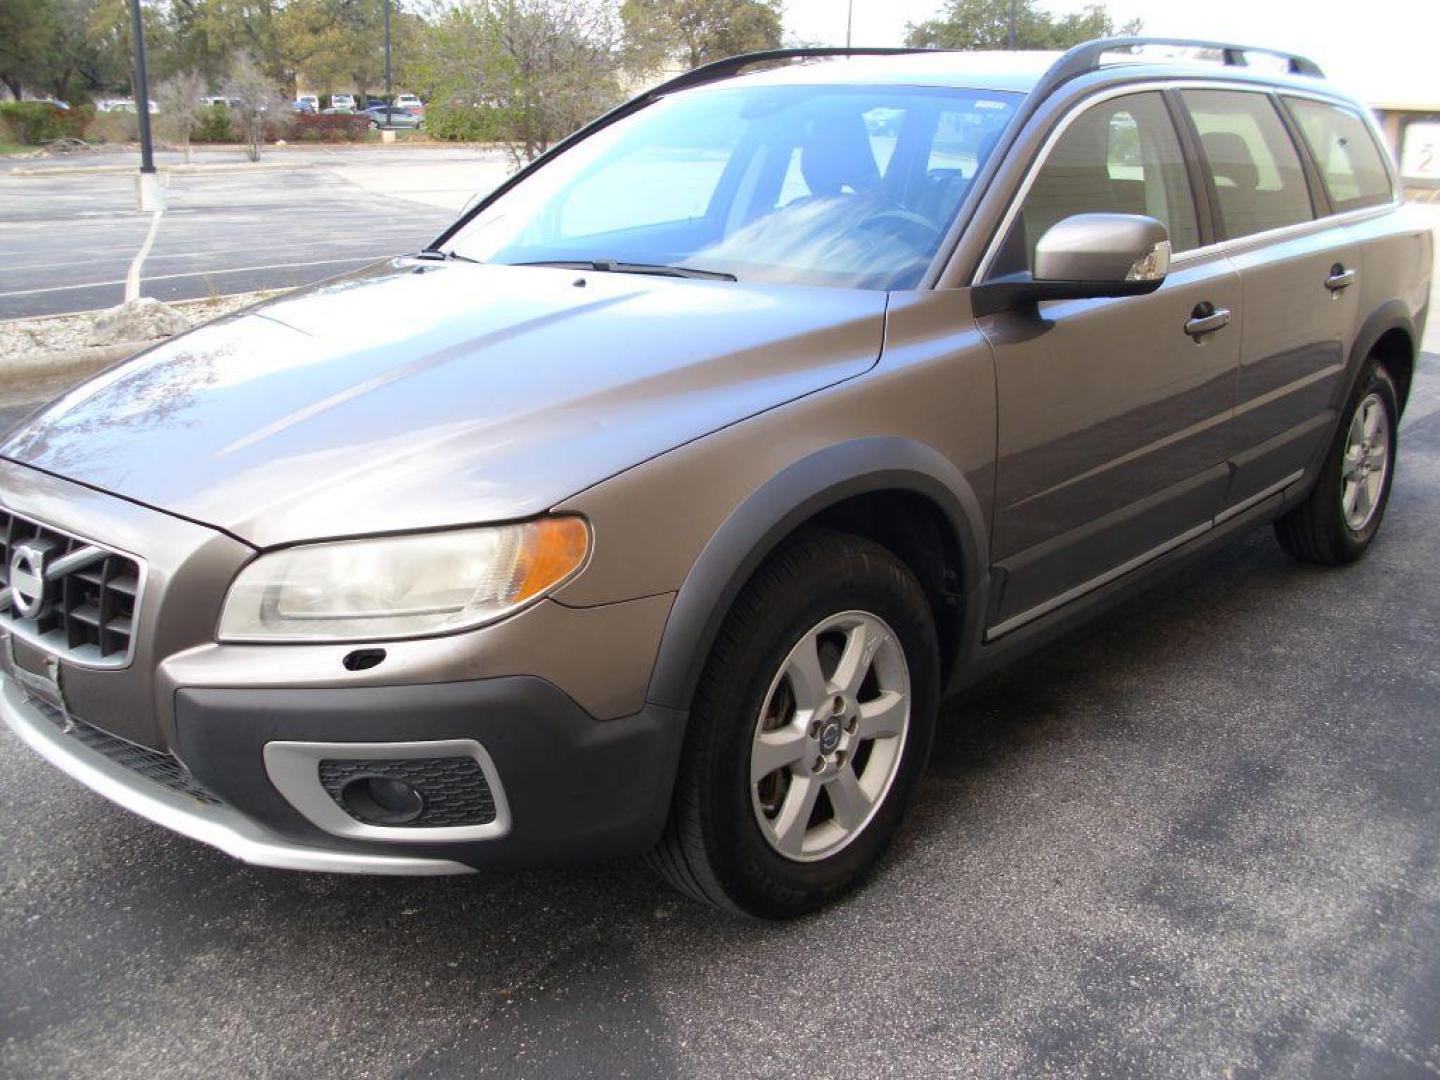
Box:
[977,90,1241,637]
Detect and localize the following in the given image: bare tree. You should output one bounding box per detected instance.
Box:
[223,52,287,162]
[155,69,209,163]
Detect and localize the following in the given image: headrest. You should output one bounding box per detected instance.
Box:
[1201,131,1259,191]
[801,110,881,197]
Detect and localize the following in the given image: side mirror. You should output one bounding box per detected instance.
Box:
[972,213,1171,317]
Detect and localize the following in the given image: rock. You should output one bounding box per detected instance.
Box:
[86,297,192,346]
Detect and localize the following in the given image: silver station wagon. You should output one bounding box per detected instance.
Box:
[0,38,1430,918]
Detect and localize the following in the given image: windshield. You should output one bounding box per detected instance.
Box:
[445,83,1019,290]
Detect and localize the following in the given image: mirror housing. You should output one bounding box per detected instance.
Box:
[972,213,1171,317]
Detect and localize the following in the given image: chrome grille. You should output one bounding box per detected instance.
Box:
[0,508,142,667]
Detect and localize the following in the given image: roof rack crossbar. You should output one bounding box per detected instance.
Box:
[647,47,947,99]
[1033,36,1324,102]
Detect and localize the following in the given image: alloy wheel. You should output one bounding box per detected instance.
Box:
[749,610,911,863]
[1341,391,1391,532]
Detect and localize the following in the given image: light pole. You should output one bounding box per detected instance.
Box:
[1008,0,1017,49]
[383,0,393,130]
[128,0,162,209]
[845,0,853,48]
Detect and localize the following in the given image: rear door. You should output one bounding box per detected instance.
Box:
[977,90,1241,637]
[1179,88,1362,512]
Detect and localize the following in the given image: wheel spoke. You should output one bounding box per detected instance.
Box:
[1362,400,1380,441]
[771,774,821,856]
[1353,475,1372,519]
[1343,480,1360,516]
[751,725,808,783]
[854,690,907,741]
[831,620,883,697]
[784,635,828,710]
[826,766,872,831]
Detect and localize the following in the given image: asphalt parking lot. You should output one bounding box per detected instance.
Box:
[0,146,509,318]
[0,353,1437,1075]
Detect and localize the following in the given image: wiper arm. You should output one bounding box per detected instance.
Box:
[416,248,479,263]
[514,259,736,282]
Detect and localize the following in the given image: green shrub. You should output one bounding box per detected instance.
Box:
[425,102,508,143]
[0,101,86,144]
[193,103,235,143]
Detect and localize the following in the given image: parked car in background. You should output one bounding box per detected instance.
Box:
[364,104,423,130]
[295,95,319,114]
[395,93,424,115]
[97,98,158,114]
[329,94,356,112]
[0,39,1428,920]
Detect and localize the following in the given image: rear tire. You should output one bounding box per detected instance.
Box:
[1275,359,1399,565]
[647,529,940,919]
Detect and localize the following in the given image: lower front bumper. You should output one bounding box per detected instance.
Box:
[2,675,687,875]
[1,678,468,875]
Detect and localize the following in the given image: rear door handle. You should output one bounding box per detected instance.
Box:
[1184,304,1231,338]
[1325,265,1357,291]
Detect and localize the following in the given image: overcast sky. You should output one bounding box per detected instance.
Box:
[783,0,1440,105]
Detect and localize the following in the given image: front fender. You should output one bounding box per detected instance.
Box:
[645,436,990,712]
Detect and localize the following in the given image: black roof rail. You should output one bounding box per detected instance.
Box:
[1032,36,1324,103]
[650,47,947,97]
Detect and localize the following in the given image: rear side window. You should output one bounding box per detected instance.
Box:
[1003,91,1199,272]
[1181,89,1313,239]
[1284,98,1394,211]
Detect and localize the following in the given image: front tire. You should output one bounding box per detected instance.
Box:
[648,530,940,918]
[1274,359,1399,564]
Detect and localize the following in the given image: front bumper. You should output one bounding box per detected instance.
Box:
[2,674,686,875]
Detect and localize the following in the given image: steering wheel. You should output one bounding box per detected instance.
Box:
[856,208,942,250]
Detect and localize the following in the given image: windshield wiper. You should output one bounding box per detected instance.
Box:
[416,248,479,263]
[514,259,736,282]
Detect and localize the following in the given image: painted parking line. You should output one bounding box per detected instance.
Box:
[0,254,396,300]
[125,210,164,302]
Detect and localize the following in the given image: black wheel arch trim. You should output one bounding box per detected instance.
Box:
[645,437,991,712]
[1341,300,1417,415]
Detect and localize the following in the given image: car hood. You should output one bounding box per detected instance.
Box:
[2,260,886,547]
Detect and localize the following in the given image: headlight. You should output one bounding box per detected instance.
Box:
[218,517,589,642]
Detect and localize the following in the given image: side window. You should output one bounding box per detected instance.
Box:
[1284,97,1394,212]
[1003,91,1199,274]
[1181,89,1313,238]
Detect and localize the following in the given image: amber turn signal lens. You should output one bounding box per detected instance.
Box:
[513,516,590,602]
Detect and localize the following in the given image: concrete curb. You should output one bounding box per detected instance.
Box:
[11,161,315,177]
[0,342,141,406]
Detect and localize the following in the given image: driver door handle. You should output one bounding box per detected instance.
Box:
[1184,303,1231,338]
[1325,265,1357,291]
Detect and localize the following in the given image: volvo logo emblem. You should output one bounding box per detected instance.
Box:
[9,544,48,619]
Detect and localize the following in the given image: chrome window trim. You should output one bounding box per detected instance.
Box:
[970,78,1402,286]
[264,738,513,843]
[0,504,149,670]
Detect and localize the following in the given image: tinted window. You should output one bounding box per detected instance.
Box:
[1285,98,1393,211]
[1003,91,1199,273]
[1182,89,1313,238]
[448,85,1019,290]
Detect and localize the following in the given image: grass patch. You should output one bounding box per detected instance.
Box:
[0,139,31,156]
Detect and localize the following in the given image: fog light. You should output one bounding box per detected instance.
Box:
[338,774,425,825]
